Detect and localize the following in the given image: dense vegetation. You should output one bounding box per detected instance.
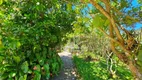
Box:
[0,0,142,80]
[0,0,75,79]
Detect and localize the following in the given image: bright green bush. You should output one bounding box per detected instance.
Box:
[0,0,75,79]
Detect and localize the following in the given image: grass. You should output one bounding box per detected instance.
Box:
[73,52,133,80]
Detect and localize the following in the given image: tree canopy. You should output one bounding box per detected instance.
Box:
[0,0,142,80]
[0,0,76,79]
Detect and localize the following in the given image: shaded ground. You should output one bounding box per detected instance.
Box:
[50,51,77,80]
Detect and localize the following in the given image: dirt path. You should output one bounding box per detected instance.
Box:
[50,51,77,80]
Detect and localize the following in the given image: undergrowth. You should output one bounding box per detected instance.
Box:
[73,52,133,80]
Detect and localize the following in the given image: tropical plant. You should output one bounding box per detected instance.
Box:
[0,0,76,79]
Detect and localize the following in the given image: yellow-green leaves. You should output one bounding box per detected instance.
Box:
[111,2,117,7]
[104,19,110,27]
[92,13,110,29]
[67,3,72,11]
[19,75,27,80]
[0,0,3,5]
[13,56,21,63]
[92,14,105,28]
[75,6,80,14]
[56,4,61,9]
[9,40,21,49]
[73,16,90,34]
[0,11,4,18]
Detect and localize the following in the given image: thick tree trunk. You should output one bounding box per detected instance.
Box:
[127,60,142,80]
[111,49,142,79]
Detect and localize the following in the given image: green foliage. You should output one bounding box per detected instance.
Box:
[21,61,29,73]
[73,54,133,80]
[71,0,142,79]
[92,14,105,28]
[0,0,75,79]
[137,45,142,73]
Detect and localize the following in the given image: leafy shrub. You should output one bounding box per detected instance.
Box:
[0,45,62,80]
[0,0,75,79]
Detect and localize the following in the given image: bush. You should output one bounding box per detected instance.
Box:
[0,0,75,79]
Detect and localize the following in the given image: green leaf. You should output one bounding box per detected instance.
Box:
[21,61,29,73]
[28,70,32,74]
[16,41,21,48]
[67,3,72,11]
[9,72,16,78]
[39,59,44,66]
[13,56,21,63]
[43,64,49,72]
[43,64,50,79]
[0,0,3,5]
[9,40,21,49]
[0,54,6,57]
[35,53,45,66]
[104,19,110,27]
[111,2,116,7]
[75,7,80,14]
[19,75,27,80]
[92,14,105,27]
[56,4,60,9]
[35,53,40,60]
[33,71,41,80]
[1,72,9,79]
[83,17,90,23]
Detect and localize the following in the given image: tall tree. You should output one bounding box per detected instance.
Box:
[74,0,142,79]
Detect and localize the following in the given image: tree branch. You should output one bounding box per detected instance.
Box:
[97,27,131,57]
[104,0,119,57]
[90,0,125,45]
[90,0,110,19]
[97,28,120,45]
[112,7,140,22]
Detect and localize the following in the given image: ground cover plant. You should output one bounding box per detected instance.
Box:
[73,52,134,80]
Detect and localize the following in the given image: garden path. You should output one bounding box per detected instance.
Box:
[50,50,77,80]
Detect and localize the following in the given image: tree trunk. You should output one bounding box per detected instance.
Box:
[89,0,142,79]
[127,60,142,80]
[112,49,142,80]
